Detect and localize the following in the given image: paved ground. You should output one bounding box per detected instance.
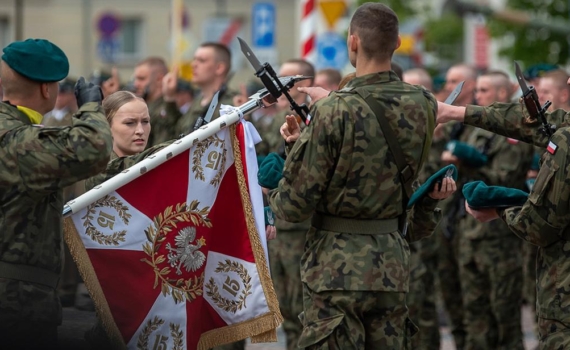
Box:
[57,305,539,349]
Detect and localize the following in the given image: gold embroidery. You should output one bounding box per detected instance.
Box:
[191,135,226,185]
[142,201,211,303]
[136,317,185,350]
[205,259,253,314]
[81,195,131,246]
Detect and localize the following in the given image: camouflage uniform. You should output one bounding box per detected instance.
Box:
[0,102,112,346]
[173,90,238,138]
[463,102,570,348]
[147,96,171,147]
[42,109,87,308]
[457,128,532,349]
[268,71,436,349]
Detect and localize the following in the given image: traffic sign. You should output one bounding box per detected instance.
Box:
[316,31,348,70]
[252,2,275,48]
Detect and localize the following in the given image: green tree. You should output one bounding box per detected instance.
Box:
[355,0,417,20]
[487,0,570,66]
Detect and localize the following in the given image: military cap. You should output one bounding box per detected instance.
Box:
[176,79,194,94]
[407,165,458,208]
[88,69,112,86]
[258,152,285,189]
[59,78,76,93]
[463,180,528,209]
[523,63,558,81]
[2,38,69,82]
[447,140,488,167]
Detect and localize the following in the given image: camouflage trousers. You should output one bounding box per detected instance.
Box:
[408,238,440,350]
[458,235,524,350]
[298,286,415,349]
[436,226,466,349]
[269,230,305,350]
[537,318,570,349]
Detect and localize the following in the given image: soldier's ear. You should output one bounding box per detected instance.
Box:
[40,82,51,99]
[395,35,402,51]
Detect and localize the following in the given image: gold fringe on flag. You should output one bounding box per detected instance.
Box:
[198,124,283,349]
[63,217,126,350]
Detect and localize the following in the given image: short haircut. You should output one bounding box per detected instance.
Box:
[136,56,168,76]
[480,70,512,91]
[200,42,232,75]
[403,68,433,91]
[103,90,144,125]
[449,63,478,82]
[542,69,570,89]
[284,58,315,85]
[0,60,37,98]
[350,3,399,61]
[316,68,342,86]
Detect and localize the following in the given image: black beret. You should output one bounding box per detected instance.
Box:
[59,78,76,93]
[2,38,69,82]
[176,79,194,94]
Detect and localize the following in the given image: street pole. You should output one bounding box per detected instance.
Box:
[14,0,23,41]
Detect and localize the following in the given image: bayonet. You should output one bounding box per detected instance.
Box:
[193,90,220,131]
[514,61,555,138]
[444,81,464,105]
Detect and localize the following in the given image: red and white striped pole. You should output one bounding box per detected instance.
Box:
[300,0,317,63]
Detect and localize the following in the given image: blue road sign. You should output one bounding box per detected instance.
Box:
[317,31,349,71]
[252,2,275,48]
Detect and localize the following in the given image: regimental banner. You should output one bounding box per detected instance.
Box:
[64,121,282,349]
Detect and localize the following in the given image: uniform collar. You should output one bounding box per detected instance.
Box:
[345,70,401,89]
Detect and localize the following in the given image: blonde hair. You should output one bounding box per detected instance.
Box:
[102,91,144,124]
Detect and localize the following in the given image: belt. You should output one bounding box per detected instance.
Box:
[0,261,59,289]
[311,213,399,234]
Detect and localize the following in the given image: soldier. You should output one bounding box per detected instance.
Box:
[0,38,112,349]
[314,68,342,91]
[402,66,441,350]
[173,78,194,115]
[537,69,570,111]
[456,70,531,349]
[43,78,78,127]
[163,42,236,137]
[437,87,570,348]
[267,3,436,348]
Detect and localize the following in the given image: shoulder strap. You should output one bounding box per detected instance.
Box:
[355,87,414,200]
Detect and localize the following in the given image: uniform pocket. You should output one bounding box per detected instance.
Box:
[297,313,345,349]
[404,317,419,350]
[528,161,558,206]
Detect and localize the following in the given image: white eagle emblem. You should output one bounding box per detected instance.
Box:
[166,226,206,275]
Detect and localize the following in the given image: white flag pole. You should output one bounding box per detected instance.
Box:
[62,96,265,218]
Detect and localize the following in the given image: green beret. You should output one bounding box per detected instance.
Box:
[407,165,458,208]
[264,206,275,226]
[447,141,488,167]
[523,63,558,81]
[258,153,285,189]
[2,38,69,82]
[463,181,528,209]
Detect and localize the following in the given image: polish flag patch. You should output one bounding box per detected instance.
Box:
[547,141,558,155]
[507,138,519,145]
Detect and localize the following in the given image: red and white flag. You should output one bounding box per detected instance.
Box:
[64,120,282,349]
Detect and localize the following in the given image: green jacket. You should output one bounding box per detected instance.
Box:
[0,101,112,325]
[268,71,437,292]
[465,101,570,325]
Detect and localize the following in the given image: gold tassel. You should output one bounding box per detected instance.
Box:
[63,217,126,350]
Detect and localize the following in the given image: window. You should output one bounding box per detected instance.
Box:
[118,18,143,60]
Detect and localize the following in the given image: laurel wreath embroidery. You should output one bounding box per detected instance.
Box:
[136,316,184,350]
[205,259,253,314]
[81,195,131,246]
[141,201,212,303]
[191,135,226,186]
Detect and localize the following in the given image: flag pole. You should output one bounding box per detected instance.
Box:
[62,96,266,218]
[171,0,184,69]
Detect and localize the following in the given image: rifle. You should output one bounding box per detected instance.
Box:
[514,61,556,138]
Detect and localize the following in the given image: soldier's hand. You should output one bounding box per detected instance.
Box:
[162,67,179,102]
[437,101,466,124]
[75,77,103,107]
[428,177,457,200]
[233,84,248,106]
[101,67,120,98]
[465,200,500,222]
[298,86,330,105]
[281,115,301,143]
[265,225,277,240]
[441,150,459,165]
